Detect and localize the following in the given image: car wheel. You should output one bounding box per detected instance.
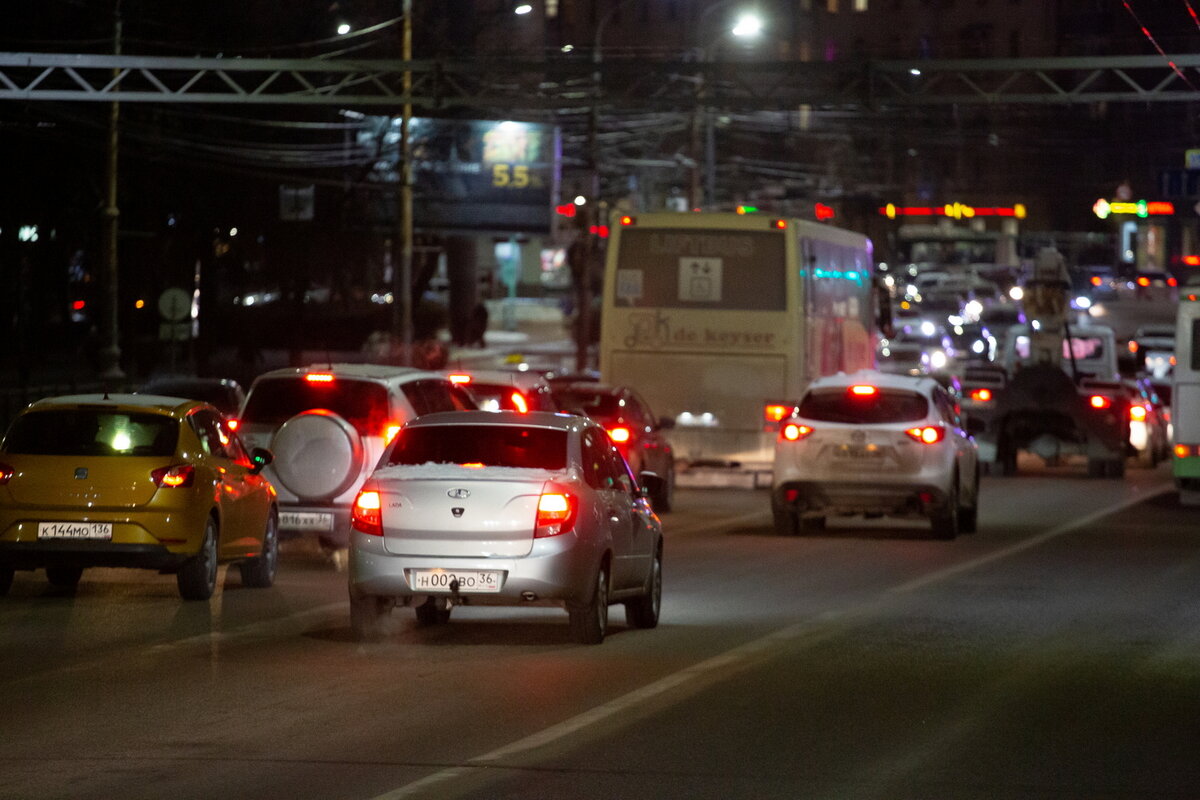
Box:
[177,518,219,601]
[0,565,12,597]
[771,501,798,536]
[239,510,279,589]
[415,597,452,626]
[46,566,84,589]
[959,466,980,534]
[930,483,959,540]
[569,564,609,645]
[350,585,390,642]
[625,546,662,629]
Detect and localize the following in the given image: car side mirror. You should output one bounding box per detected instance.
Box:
[656,417,675,431]
[249,447,274,474]
[639,470,664,500]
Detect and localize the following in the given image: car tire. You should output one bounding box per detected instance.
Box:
[569,564,609,645]
[930,483,960,540]
[625,546,662,629]
[772,501,799,536]
[415,597,451,626]
[177,518,219,601]
[0,565,12,596]
[239,510,279,589]
[46,566,84,589]
[959,466,980,534]
[350,586,389,642]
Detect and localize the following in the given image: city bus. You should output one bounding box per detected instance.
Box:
[599,212,877,482]
[1173,291,1200,504]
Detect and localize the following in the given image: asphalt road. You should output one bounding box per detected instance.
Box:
[1,460,1195,800]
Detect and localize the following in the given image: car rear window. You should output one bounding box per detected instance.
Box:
[798,388,929,424]
[3,409,179,456]
[551,388,621,418]
[384,425,567,470]
[241,377,391,435]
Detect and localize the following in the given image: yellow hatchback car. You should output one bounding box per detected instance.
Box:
[0,394,279,600]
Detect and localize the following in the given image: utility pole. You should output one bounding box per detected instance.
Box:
[400,0,414,365]
[99,0,124,379]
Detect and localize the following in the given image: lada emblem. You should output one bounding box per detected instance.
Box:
[850,430,866,443]
[451,507,465,518]
[447,488,471,499]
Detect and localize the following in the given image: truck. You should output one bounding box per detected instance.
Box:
[960,248,1131,478]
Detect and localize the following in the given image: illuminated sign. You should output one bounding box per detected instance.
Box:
[879,203,1026,220]
[1092,198,1175,219]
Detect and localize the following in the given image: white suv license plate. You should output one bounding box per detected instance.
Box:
[410,569,502,593]
[280,512,334,532]
[38,522,112,540]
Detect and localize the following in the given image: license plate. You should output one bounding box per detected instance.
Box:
[38,522,112,540]
[834,445,883,459]
[409,569,502,593]
[279,511,334,532]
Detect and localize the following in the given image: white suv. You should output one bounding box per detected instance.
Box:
[771,369,980,539]
[236,364,475,551]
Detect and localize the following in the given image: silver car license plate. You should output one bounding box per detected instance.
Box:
[409,569,502,593]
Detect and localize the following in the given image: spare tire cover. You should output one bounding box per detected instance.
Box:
[270,410,365,501]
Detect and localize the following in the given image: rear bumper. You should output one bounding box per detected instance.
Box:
[0,541,191,572]
[348,530,598,606]
[773,479,952,517]
[277,503,352,546]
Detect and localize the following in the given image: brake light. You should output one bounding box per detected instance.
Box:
[447,373,471,385]
[969,388,992,402]
[226,418,240,431]
[1089,395,1113,410]
[1176,444,1198,458]
[0,463,13,485]
[1091,276,1103,286]
[849,385,877,396]
[1137,276,1150,287]
[383,423,402,444]
[608,426,631,443]
[1168,277,1178,287]
[905,425,944,444]
[151,464,195,488]
[763,404,792,425]
[535,491,577,537]
[511,391,529,414]
[1130,404,1148,422]
[305,373,335,384]
[352,490,383,536]
[781,422,814,441]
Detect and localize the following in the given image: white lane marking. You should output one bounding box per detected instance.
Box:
[888,481,1175,595]
[373,481,1174,799]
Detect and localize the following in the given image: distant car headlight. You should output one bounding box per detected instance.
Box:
[929,350,948,369]
[1074,295,1093,309]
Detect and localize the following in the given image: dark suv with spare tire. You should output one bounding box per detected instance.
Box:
[236,364,475,553]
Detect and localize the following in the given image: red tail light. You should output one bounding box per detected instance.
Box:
[763,404,792,424]
[969,388,993,402]
[781,422,814,441]
[226,418,240,431]
[1090,276,1103,286]
[1137,276,1150,287]
[511,391,530,414]
[1176,444,1198,458]
[1129,404,1148,422]
[535,491,577,537]
[151,464,195,488]
[0,463,14,485]
[905,425,945,444]
[1089,395,1112,410]
[608,426,631,443]
[352,490,383,536]
[1168,277,1178,287]
[383,422,402,444]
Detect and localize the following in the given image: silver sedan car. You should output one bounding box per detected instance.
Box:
[348,411,664,644]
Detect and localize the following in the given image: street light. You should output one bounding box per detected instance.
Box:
[691,4,765,210]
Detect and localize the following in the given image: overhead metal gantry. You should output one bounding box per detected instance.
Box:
[1,52,1199,111]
